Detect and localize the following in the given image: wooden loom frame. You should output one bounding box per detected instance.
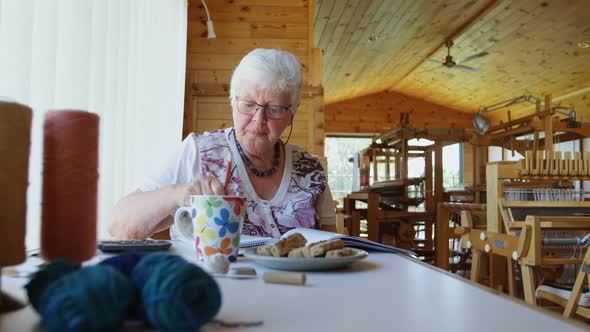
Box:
[461,158,590,304]
[345,113,469,252]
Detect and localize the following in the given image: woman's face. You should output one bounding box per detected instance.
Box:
[233,82,294,157]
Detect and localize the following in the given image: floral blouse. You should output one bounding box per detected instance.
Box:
[140,128,335,238]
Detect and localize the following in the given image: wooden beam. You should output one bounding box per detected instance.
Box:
[310,48,322,86]
[553,120,590,138]
[401,132,408,180]
[554,85,590,103]
[308,0,314,50]
[434,145,443,206]
[486,115,539,134]
[367,192,379,242]
[435,202,449,269]
[544,95,554,155]
[486,163,501,233]
[425,151,433,213]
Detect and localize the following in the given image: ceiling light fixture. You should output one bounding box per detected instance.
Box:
[201,0,216,39]
[472,113,490,135]
[578,42,589,48]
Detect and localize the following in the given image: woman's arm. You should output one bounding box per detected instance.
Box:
[108,186,181,239]
[108,132,204,239]
[316,184,337,232]
[108,177,225,239]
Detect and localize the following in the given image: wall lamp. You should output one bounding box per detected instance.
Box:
[201,0,216,39]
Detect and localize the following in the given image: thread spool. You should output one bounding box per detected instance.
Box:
[263,272,306,286]
[41,110,99,263]
[0,102,32,267]
[229,267,256,276]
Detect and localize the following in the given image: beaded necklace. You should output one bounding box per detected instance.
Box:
[232,130,280,177]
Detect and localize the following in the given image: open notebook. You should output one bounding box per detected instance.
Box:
[239,234,277,248]
[240,228,416,258]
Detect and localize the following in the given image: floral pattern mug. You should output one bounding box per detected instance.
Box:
[174,195,245,262]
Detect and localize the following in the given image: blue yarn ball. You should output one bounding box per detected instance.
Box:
[38,265,135,332]
[100,252,149,277]
[99,252,150,319]
[25,259,80,312]
[132,253,222,331]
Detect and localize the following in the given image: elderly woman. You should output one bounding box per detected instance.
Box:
[109,48,336,239]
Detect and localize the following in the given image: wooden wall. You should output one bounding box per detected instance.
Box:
[184,0,325,156]
[324,91,473,133]
[325,90,474,185]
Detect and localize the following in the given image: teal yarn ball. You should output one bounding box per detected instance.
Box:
[132,253,222,331]
[37,265,135,332]
[25,259,80,311]
[100,251,149,277]
[99,252,150,319]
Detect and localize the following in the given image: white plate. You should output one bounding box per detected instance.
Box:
[243,248,368,271]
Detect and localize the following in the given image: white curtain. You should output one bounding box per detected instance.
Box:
[0,0,188,248]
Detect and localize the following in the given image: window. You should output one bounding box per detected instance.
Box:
[325,137,465,205]
[443,143,464,188]
[324,136,372,205]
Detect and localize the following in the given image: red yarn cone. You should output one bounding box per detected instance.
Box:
[41,110,99,263]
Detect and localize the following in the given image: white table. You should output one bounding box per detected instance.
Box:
[1,241,588,332]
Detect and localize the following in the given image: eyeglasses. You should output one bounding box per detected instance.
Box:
[236,98,291,120]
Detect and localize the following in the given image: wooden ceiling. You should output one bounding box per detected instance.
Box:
[315,0,590,120]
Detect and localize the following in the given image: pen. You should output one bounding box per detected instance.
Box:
[223,155,232,192]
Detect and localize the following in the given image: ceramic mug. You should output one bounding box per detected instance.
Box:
[174,195,245,262]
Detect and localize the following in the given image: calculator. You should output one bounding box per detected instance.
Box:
[97,240,172,253]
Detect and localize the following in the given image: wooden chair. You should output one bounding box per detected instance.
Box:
[334,200,348,235]
[535,246,590,319]
[563,248,590,319]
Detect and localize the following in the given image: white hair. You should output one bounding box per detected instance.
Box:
[229,48,302,113]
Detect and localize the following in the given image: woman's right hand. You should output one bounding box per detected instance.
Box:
[175,176,226,207]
